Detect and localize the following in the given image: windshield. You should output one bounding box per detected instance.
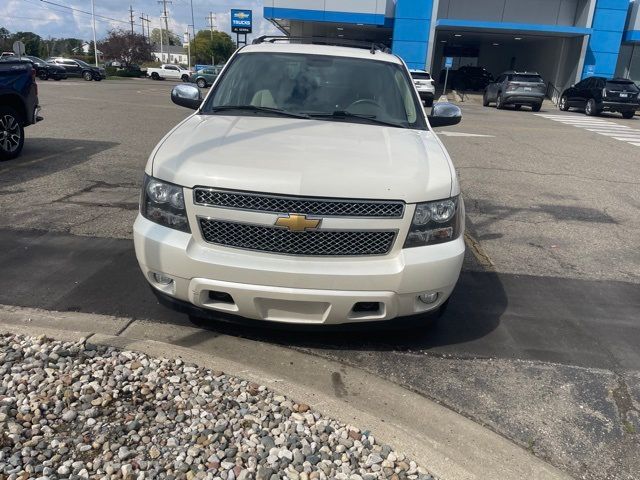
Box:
[203,52,424,129]
[606,80,639,92]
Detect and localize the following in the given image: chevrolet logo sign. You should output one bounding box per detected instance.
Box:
[275,214,321,232]
[234,12,249,19]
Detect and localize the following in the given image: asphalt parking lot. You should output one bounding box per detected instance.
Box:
[1,78,639,480]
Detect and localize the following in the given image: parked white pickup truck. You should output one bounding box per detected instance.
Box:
[147,64,192,81]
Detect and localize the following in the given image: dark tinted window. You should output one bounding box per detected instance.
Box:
[410,72,431,80]
[512,74,543,83]
[606,80,639,92]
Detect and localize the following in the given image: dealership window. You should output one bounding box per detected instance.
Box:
[616,44,640,85]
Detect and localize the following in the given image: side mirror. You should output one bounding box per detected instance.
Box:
[427,102,462,128]
[171,84,202,110]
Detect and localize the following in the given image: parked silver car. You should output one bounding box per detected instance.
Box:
[483,71,545,111]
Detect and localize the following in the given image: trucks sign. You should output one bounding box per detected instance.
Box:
[231,9,252,34]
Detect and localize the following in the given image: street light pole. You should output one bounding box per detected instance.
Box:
[91,0,98,66]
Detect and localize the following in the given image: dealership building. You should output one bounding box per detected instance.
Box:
[264,0,640,93]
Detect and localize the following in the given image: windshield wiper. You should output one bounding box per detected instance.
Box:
[305,111,407,128]
[210,105,310,119]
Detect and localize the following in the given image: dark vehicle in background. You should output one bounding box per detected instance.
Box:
[560,77,639,118]
[483,71,545,111]
[0,59,42,160]
[46,57,106,81]
[441,66,494,91]
[1,56,67,81]
[190,66,222,88]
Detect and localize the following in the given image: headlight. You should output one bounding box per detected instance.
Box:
[404,196,461,248]
[141,174,190,233]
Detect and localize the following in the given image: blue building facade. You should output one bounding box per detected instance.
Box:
[264,0,640,92]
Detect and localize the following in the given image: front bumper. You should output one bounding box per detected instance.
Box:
[133,215,465,325]
[503,92,545,105]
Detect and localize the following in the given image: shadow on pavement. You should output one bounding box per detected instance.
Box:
[0,138,119,187]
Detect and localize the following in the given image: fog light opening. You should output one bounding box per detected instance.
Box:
[208,291,235,305]
[418,292,438,305]
[151,272,174,286]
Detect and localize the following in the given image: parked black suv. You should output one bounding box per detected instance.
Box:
[441,66,494,91]
[560,77,639,118]
[2,56,68,81]
[47,57,106,81]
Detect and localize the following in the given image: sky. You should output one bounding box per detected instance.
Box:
[2,0,280,41]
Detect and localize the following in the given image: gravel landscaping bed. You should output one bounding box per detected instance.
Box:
[0,333,436,480]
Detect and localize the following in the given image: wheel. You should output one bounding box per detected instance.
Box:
[181,74,189,82]
[95,77,102,82]
[622,111,635,119]
[53,78,61,81]
[496,93,504,109]
[559,96,569,111]
[83,71,93,81]
[0,107,24,161]
[196,78,207,88]
[514,104,522,110]
[585,98,600,116]
[531,103,542,112]
[151,72,159,80]
[39,71,49,81]
[482,91,490,106]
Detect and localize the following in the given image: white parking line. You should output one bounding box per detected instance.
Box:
[535,114,640,148]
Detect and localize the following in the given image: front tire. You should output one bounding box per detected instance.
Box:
[559,96,569,111]
[496,93,504,109]
[151,72,159,80]
[622,111,635,119]
[514,104,522,110]
[531,103,542,112]
[83,71,93,81]
[39,71,49,81]
[196,78,207,88]
[0,107,24,161]
[482,91,490,106]
[181,74,189,82]
[585,98,599,116]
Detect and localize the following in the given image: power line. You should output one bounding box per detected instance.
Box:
[20,0,145,28]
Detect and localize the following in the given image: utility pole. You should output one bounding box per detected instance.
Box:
[139,13,148,39]
[205,12,217,65]
[158,0,172,61]
[129,6,135,35]
[205,12,217,40]
[90,0,98,66]
[145,14,151,40]
[190,0,196,41]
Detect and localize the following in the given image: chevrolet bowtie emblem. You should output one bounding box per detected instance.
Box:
[275,214,321,232]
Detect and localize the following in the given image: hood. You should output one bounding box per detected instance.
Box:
[151,115,453,203]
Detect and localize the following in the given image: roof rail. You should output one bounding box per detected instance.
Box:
[251,36,391,54]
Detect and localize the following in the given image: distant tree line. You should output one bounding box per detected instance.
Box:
[0,26,85,59]
[1,25,236,66]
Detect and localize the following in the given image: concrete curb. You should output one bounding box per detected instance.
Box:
[0,304,572,480]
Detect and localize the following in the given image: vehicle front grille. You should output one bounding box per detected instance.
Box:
[198,219,396,256]
[193,189,404,218]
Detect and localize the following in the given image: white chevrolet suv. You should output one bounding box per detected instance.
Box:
[134,39,464,326]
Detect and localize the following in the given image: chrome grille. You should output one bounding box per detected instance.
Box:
[193,189,404,218]
[199,219,396,256]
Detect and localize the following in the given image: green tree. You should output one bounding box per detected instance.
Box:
[12,31,43,56]
[150,28,181,47]
[0,27,10,52]
[191,30,235,65]
[98,29,152,67]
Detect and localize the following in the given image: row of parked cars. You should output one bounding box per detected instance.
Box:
[481,69,639,118]
[0,53,106,81]
[147,64,224,88]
